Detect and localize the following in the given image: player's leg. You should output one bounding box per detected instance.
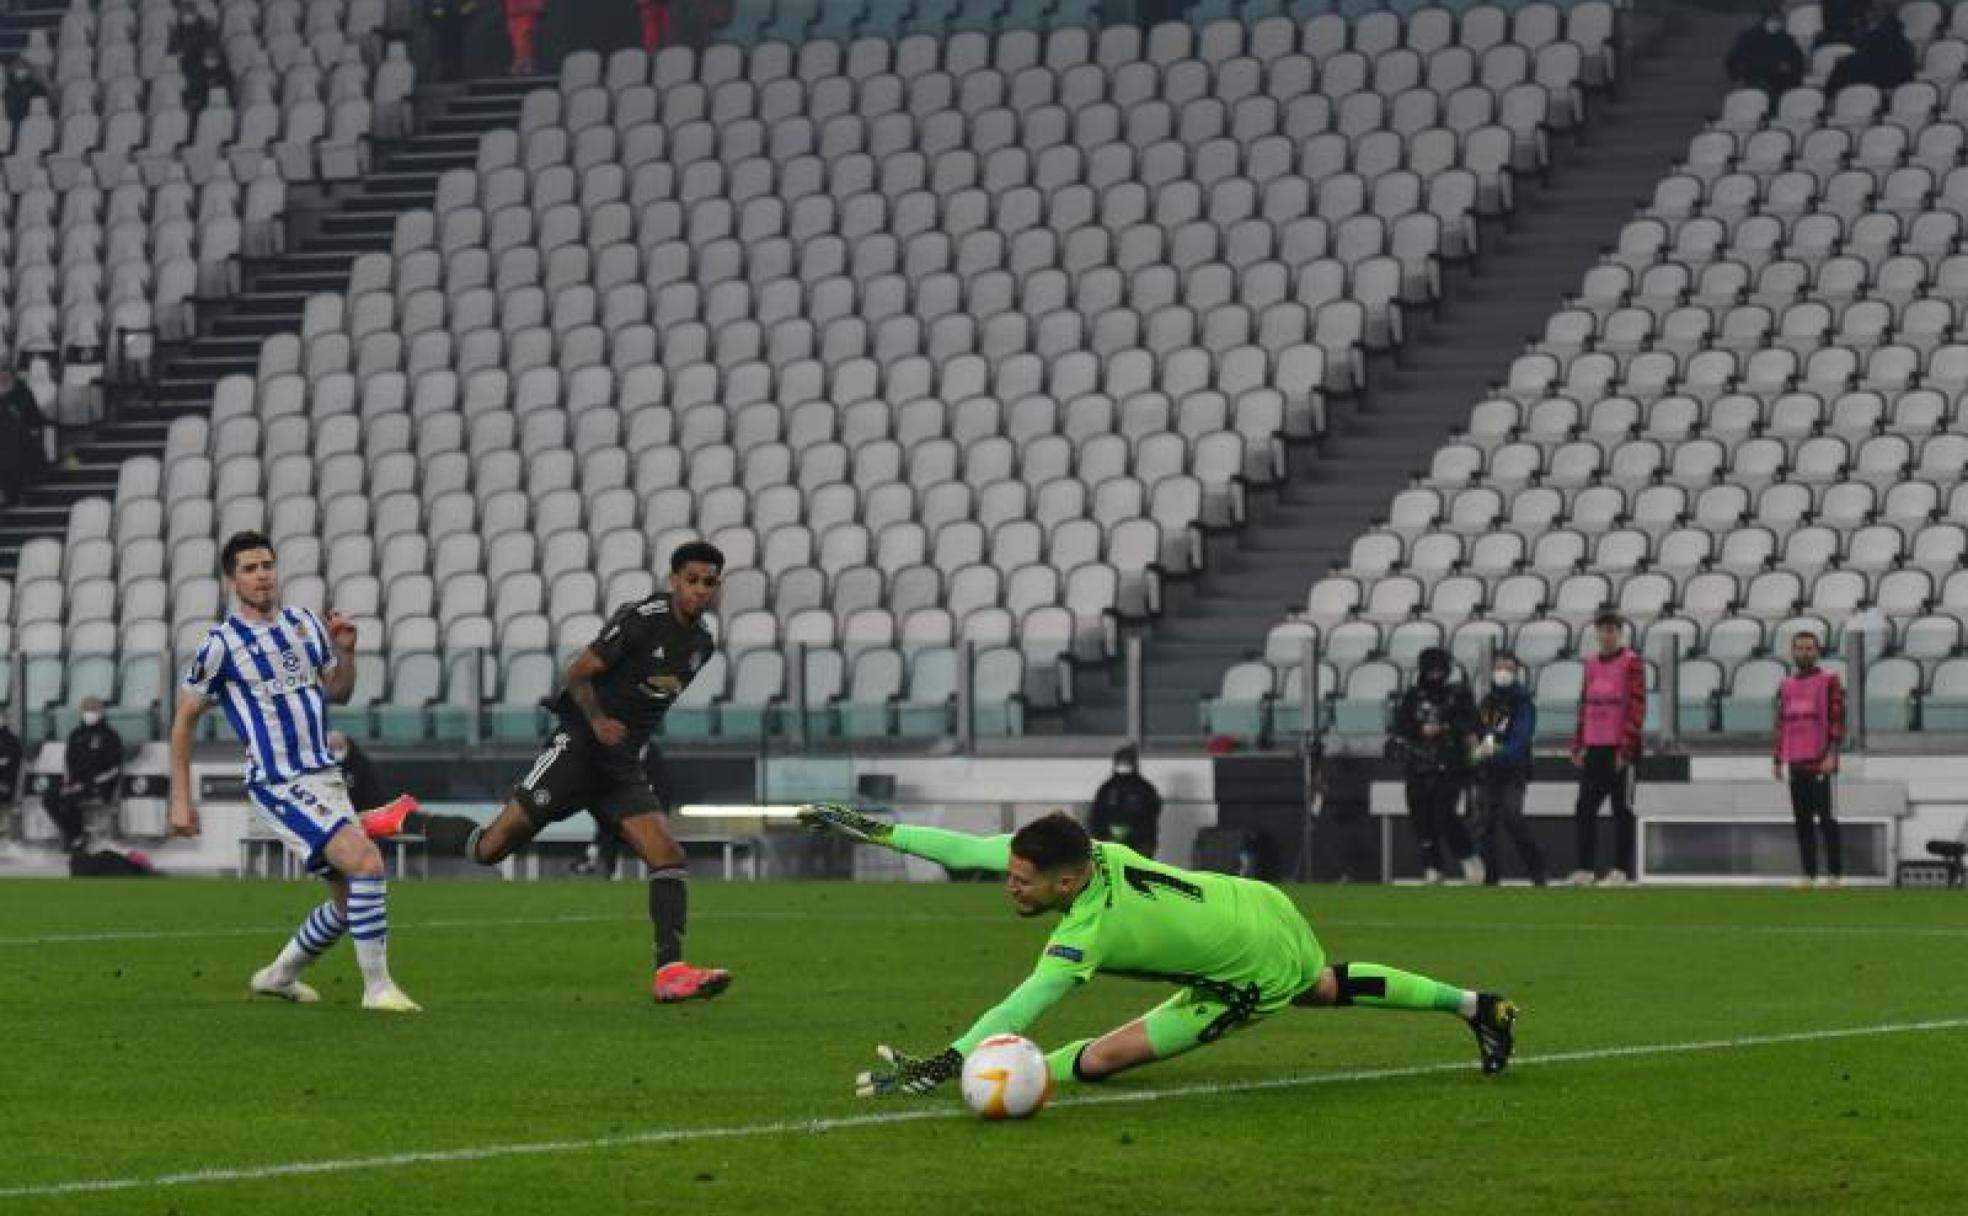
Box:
[250,870,347,1003]
[1571,749,1607,882]
[1498,775,1547,885]
[1405,776,1444,881]
[1045,987,1247,1085]
[1605,758,1637,882]
[1814,772,1842,882]
[1439,775,1483,883]
[1788,771,1820,881]
[1469,779,1500,885]
[615,806,732,1002]
[365,732,576,863]
[316,821,418,1012]
[1294,962,1519,1075]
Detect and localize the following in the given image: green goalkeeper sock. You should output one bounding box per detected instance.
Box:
[1047,1040,1095,1083]
[1332,962,1476,1016]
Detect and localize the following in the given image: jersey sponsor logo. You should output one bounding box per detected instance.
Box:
[1045,944,1085,963]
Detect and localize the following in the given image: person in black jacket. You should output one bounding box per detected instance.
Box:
[1089,745,1163,859]
[43,698,124,852]
[1391,648,1483,884]
[3,59,48,125]
[1828,9,1916,93]
[1726,8,1806,98]
[1471,653,1548,886]
[0,720,22,837]
[0,366,49,507]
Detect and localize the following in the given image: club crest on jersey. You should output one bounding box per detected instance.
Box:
[652,646,666,660]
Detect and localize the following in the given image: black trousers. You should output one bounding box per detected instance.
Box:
[1473,772,1546,884]
[42,786,102,851]
[1405,771,1473,874]
[1575,746,1635,875]
[1788,769,1842,879]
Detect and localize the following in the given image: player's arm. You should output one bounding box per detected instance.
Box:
[320,611,358,704]
[167,691,209,837]
[857,968,1082,1099]
[800,805,1012,872]
[563,647,627,746]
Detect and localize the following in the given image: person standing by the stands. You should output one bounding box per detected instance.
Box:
[1568,613,1646,887]
[1774,631,1846,889]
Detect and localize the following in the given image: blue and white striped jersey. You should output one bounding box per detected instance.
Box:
[182,607,340,786]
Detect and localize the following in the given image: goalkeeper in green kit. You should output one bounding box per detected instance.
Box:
[800,806,1519,1097]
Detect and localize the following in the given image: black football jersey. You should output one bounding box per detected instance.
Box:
[550,593,717,746]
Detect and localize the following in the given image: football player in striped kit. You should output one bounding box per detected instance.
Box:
[168,532,421,1012]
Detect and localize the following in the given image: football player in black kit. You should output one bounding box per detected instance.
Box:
[363,542,732,1002]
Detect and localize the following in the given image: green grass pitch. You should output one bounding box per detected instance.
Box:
[2,879,1964,1213]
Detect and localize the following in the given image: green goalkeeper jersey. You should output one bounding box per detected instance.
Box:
[886,825,1324,1054]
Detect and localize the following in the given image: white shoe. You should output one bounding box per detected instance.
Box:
[1461,856,1487,884]
[1422,867,1444,885]
[361,984,423,1013]
[1816,875,1842,889]
[1564,869,1596,886]
[1596,869,1630,887]
[248,965,320,1004]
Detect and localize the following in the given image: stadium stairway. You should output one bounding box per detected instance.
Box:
[1091,1,1750,739]
[0,74,548,578]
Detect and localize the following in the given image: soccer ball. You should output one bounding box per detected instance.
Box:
[960,1034,1052,1120]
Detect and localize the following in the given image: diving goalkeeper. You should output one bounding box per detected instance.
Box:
[800,807,1519,1097]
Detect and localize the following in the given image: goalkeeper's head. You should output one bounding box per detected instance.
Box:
[1006,812,1094,917]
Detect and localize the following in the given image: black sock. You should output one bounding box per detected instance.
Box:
[407,813,481,859]
[649,868,688,968]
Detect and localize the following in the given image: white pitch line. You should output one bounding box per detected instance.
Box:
[6,910,1967,948]
[1,1016,1962,1201]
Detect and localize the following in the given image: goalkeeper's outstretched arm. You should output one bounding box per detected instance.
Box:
[800,804,1013,873]
[856,969,1081,1098]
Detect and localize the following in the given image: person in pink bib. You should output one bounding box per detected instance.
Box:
[1773,630,1845,888]
[1569,613,1646,885]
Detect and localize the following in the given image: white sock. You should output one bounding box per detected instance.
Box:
[345,875,393,994]
[271,900,346,982]
[1458,990,1481,1019]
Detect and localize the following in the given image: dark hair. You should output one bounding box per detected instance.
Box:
[1594,612,1626,631]
[1011,812,1092,872]
[670,541,725,574]
[1493,649,1520,668]
[1792,630,1823,647]
[221,531,275,575]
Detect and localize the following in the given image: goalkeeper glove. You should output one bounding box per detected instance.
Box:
[855,1045,961,1098]
[798,802,892,846]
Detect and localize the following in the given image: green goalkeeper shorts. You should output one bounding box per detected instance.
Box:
[1142,884,1326,1059]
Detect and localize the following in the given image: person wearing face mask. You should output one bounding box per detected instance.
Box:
[1391,649,1483,884]
[1726,7,1805,98]
[42,697,125,853]
[1774,631,1846,888]
[1089,745,1163,860]
[1471,653,1547,887]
